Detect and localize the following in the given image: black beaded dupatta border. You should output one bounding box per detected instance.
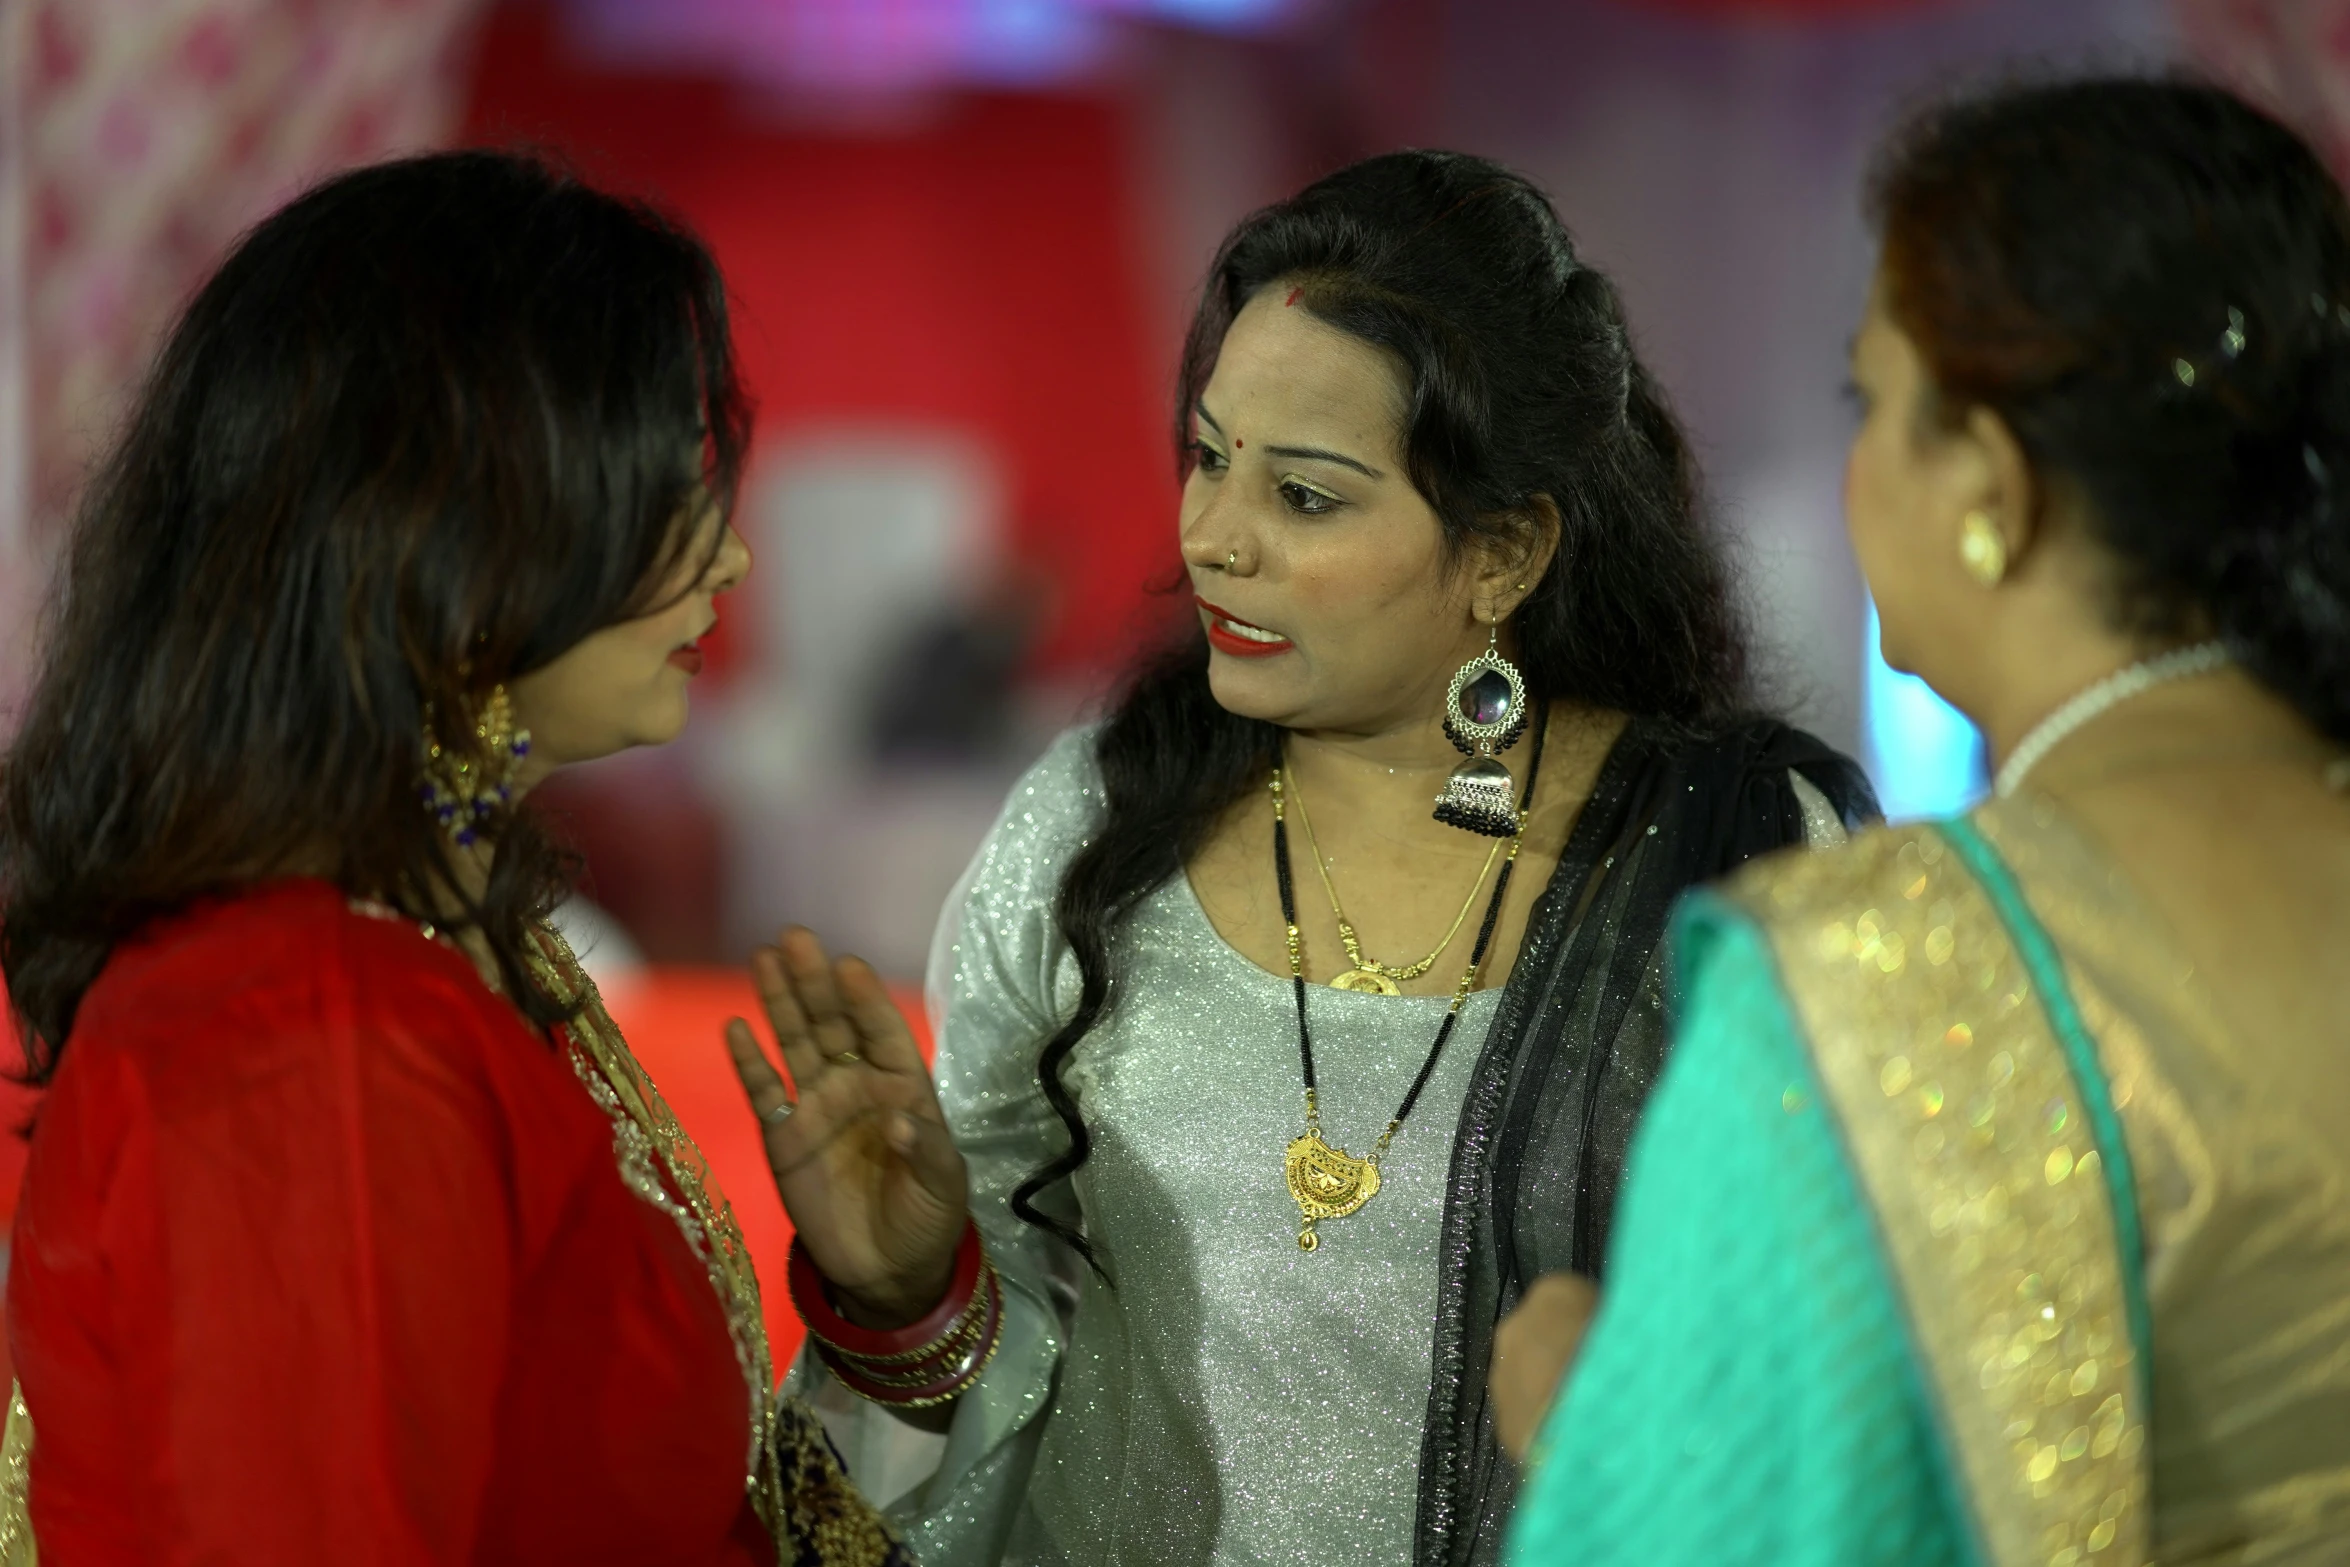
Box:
[1409,716,1879,1567]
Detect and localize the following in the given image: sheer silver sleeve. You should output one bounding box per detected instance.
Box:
[793,729,1099,1566]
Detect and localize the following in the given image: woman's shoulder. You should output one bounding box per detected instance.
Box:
[1694,817,1958,970]
[1001,722,1106,818]
[1668,821,1985,1137]
[961,723,1106,889]
[927,725,1107,1029]
[1605,714,1878,874]
[1651,715,1877,815]
[71,879,519,1076]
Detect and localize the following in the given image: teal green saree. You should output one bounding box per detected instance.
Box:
[1506,815,2153,1567]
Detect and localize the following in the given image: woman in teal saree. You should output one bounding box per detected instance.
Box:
[1502,77,2350,1566]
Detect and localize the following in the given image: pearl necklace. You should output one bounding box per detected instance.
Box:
[1994,642,2232,799]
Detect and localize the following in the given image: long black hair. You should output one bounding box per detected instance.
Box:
[1873,76,2350,742]
[0,150,751,1078]
[1010,149,1751,1261]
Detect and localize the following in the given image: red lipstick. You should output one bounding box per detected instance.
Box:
[1196,596,1294,658]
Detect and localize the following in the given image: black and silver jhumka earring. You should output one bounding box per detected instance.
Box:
[1433,621,1528,837]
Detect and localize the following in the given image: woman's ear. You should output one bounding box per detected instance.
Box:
[1473,495,1563,620]
[1958,404,2041,569]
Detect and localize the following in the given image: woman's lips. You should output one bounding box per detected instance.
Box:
[667,644,705,675]
[1196,597,1293,658]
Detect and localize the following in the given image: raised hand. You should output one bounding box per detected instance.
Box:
[724,928,970,1329]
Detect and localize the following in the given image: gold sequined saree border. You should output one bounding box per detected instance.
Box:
[0,1381,31,1566]
[528,929,907,1567]
[1724,823,2150,1567]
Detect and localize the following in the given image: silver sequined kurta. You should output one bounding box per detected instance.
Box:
[796,723,1856,1567]
[802,728,1499,1567]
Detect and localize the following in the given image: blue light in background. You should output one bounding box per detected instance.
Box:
[561,0,1303,96]
[1861,601,1986,821]
[965,0,1110,84]
[1088,0,1296,26]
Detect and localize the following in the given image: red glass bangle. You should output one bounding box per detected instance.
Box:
[788,1221,984,1358]
[826,1295,991,1381]
[814,1266,998,1390]
[816,1264,1002,1408]
[823,1288,999,1406]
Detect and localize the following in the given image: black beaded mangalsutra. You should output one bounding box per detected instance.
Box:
[1272,713,1548,1250]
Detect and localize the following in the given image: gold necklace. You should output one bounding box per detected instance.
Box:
[1269,714,1547,1251]
[1285,765,1504,996]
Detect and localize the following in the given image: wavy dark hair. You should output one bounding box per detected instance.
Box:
[1873,75,2350,742]
[0,150,750,1079]
[1010,149,1751,1263]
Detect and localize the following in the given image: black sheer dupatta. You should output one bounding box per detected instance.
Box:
[1412,717,1879,1567]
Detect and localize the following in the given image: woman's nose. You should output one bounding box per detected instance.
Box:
[709,523,752,594]
[1181,490,1249,574]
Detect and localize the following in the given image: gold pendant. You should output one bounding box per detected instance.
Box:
[1329,966,1402,996]
[1285,1130,1381,1251]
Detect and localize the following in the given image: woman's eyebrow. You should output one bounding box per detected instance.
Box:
[1263,444,1382,479]
[1194,400,1382,478]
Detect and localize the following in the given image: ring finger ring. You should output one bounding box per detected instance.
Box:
[763,1100,796,1125]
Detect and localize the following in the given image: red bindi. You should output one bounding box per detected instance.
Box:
[1235,438,1244,448]
[1284,286,1303,307]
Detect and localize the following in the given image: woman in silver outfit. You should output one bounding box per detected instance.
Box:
[727,150,1876,1567]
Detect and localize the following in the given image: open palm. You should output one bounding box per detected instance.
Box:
[724,928,969,1328]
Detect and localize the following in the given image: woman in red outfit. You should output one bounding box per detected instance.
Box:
[0,152,905,1566]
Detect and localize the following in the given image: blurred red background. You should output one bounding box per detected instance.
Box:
[462,4,1176,683]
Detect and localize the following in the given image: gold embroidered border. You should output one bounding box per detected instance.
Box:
[532,930,905,1567]
[1724,825,2150,1567]
[0,1382,32,1566]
